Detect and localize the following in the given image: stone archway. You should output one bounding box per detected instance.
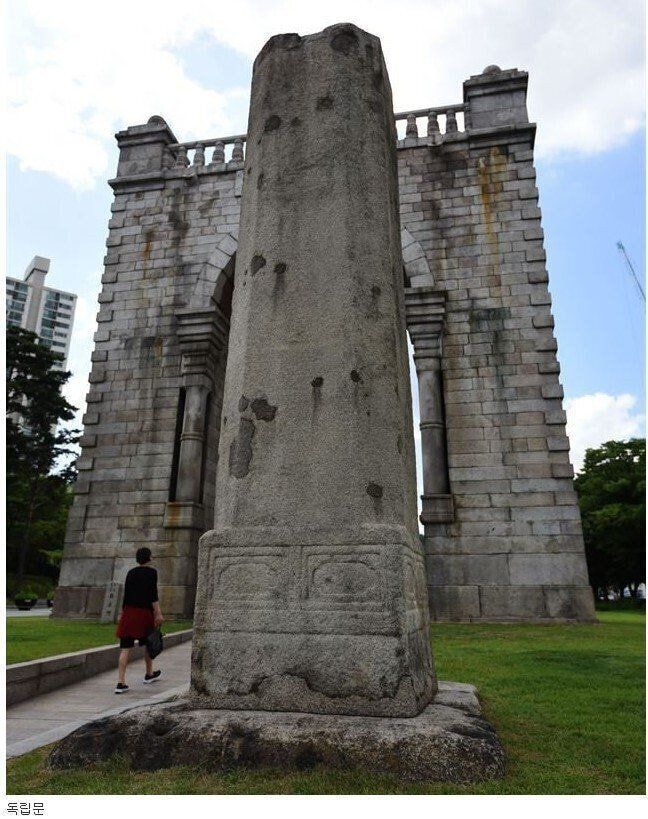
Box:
[401,227,434,286]
[184,232,238,312]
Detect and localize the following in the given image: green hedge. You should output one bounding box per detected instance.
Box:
[6,574,56,599]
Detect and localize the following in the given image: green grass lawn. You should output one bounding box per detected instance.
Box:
[6,611,645,795]
[6,618,193,665]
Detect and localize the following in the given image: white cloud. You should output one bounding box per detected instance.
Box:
[7,0,645,188]
[565,392,645,472]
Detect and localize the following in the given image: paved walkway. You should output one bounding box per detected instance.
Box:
[6,641,192,758]
[6,607,52,618]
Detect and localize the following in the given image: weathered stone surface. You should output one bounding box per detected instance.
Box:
[49,682,504,782]
[54,45,595,626]
[191,23,434,718]
[402,66,594,623]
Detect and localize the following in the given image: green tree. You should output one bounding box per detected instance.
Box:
[574,438,646,599]
[6,326,79,590]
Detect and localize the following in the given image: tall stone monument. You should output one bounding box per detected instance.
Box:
[52,25,503,781]
[189,22,433,717]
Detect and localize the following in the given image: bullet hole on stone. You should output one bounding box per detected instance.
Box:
[280,32,303,50]
[247,166,252,175]
[264,115,281,133]
[257,172,264,190]
[251,254,266,275]
[350,369,362,383]
[251,397,277,421]
[223,416,227,426]
[238,395,249,412]
[316,96,333,110]
[330,29,359,55]
[366,482,383,499]
[274,263,287,275]
[311,376,324,400]
[371,285,381,299]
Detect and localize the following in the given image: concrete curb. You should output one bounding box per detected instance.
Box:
[6,629,193,706]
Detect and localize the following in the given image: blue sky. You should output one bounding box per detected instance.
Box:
[6,0,646,477]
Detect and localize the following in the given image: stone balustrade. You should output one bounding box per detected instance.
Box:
[167,102,468,171]
[394,103,467,140]
[168,134,247,169]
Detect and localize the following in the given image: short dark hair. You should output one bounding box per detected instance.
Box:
[136,547,152,565]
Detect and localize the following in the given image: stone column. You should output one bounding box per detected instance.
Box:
[164,305,229,530]
[405,287,454,526]
[191,23,436,717]
[175,384,209,503]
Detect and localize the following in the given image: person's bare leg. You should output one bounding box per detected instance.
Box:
[118,648,131,684]
[144,648,153,677]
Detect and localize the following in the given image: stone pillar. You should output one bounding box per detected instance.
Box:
[405,287,454,526]
[164,304,230,531]
[191,23,436,717]
[175,384,209,504]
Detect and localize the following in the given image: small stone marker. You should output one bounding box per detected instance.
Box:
[99,581,123,623]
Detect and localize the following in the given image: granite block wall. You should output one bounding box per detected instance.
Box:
[54,67,595,622]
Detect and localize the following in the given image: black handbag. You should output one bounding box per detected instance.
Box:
[145,627,164,659]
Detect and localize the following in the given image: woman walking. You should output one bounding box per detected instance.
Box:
[115,547,164,694]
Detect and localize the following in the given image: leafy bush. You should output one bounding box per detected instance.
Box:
[14,586,39,600]
[6,574,54,599]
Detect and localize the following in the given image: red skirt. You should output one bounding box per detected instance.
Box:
[116,606,154,640]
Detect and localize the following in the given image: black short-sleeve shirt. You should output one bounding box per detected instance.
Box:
[123,565,159,610]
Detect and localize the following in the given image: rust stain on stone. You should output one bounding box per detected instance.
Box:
[477,146,506,250]
[142,229,155,261]
[165,502,180,528]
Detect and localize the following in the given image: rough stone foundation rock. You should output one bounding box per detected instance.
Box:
[49,682,505,783]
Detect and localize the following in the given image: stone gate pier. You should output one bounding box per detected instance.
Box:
[53,23,594,624]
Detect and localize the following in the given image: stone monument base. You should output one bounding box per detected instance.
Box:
[49,682,505,783]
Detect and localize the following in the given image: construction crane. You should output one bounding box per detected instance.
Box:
[616,241,645,303]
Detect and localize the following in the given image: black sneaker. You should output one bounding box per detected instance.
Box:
[143,670,162,684]
[115,683,129,694]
